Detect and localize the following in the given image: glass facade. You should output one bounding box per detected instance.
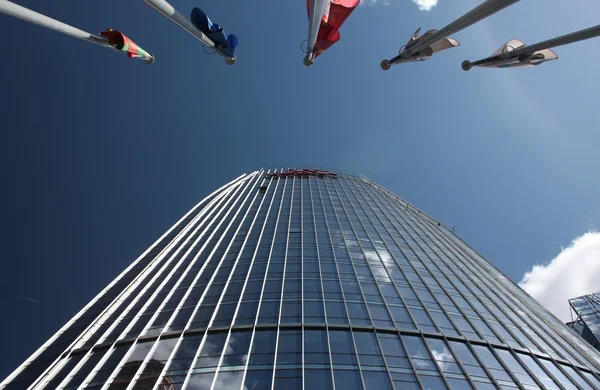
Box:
[567,292,600,353]
[3,168,600,390]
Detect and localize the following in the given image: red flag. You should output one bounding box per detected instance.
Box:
[307,0,359,58]
[100,29,154,62]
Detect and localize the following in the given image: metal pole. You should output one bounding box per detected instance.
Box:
[0,0,115,50]
[464,24,600,69]
[305,0,327,65]
[510,24,600,56]
[140,0,235,64]
[386,0,519,66]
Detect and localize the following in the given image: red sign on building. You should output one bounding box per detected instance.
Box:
[266,168,338,179]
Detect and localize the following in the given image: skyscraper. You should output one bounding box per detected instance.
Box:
[567,292,600,353]
[3,168,600,390]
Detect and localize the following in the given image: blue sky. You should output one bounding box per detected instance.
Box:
[2,0,600,380]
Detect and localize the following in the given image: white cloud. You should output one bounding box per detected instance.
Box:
[519,231,600,322]
[413,0,438,11]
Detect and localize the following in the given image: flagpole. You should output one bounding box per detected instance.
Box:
[382,0,519,69]
[304,0,327,66]
[0,0,115,50]
[141,0,235,65]
[462,24,600,70]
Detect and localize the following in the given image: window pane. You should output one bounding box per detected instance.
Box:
[334,370,364,390]
[420,375,448,390]
[362,371,392,390]
[213,371,245,390]
[305,369,334,389]
[249,330,277,366]
[403,336,436,371]
[244,369,273,390]
[277,330,302,365]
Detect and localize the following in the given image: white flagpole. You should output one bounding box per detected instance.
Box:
[382,0,519,69]
[304,0,327,66]
[141,0,235,65]
[462,24,600,70]
[0,0,114,50]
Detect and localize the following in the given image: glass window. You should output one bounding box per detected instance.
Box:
[403,335,436,371]
[273,369,302,390]
[353,331,384,367]
[108,341,154,389]
[368,304,394,327]
[281,301,302,323]
[581,370,600,389]
[559,365,595,390]
[347,302,371,326]
[448,341,488,379]
[334,369,364,390]
[244,369,273,390]
[135,338,178,388]
[377,333,410,369]
[305,369,334,390]
[389,305,416,329]
[419,375,448,390]
[212,371,245,390]
[277,330,302,365]
[192,333,227,370]
[471,345,517,386]
[329,330,358,366]
[221,331,252,368]
[446,378,474,390]
[391,372,420,390]
[305,329,330,364]
[185,370,215,390]
[83,346,127,388]
[325,301,348,324]
[165,334,202,375]
[235,301,259,325]
[249,330,277,366]
[472,381,497,390]
[257,301,280,324]
[425,338,466,378]
[495,349,540,389]
[537,359,578,390]
[305,301,325,321]
[517,354,560,390]
[64,351,104,389]
[362,371,392,390]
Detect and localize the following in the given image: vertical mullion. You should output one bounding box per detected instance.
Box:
[359,178,574,389]
[145,176,270,390]
[105,174,255,390]
[309,177,336,390]
[155,173,257,390]
[358,181,524,388]
[320,177,368,390]
[130,171,260,390]
[390,202,537,348]
[359,182,490,341]
[270,174,295,389]
[420,215,591,364]
[359,181,509,344]
[206,169,277,390]
[346,178,455,338]
[335,177,425,390]
[313,177,360,390]
[415,207,591,367]
[95,183,239,348]
[352,177,513,389]
[57,183,244,390]
[235,169,287,388]
[4,174,249,390]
